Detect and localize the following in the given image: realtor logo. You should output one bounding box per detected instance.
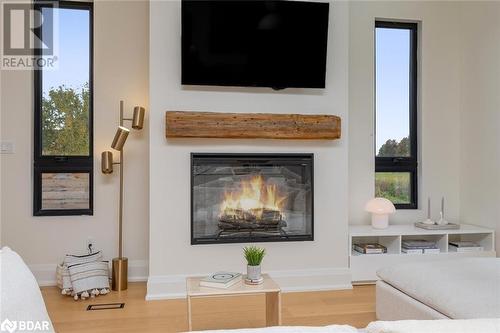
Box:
[1,1,58,69]
[0,318,50,332]
[0,319,17,333]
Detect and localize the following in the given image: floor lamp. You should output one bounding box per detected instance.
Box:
[101,100,145,291]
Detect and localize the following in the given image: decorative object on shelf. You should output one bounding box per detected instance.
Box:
[436,196,448,225]
[364,198,396,229]
[353,243,387,254]
[199,272,242,289]
[449,241,484,252]
[243,246,266,285]
[402,239,439,255]
[416,196,460,230]
[415,222,460,230]
[56,250,110,301]
[101,100,145,291]
[421,197,434,225]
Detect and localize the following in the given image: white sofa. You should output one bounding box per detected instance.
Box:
[0,247,55,332]
[376,258,500,320]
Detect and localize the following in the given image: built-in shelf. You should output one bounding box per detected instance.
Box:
[349,224,496,282]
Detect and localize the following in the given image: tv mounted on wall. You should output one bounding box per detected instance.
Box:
[181,0,330,90]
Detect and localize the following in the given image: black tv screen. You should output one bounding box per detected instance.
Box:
[182,0,330,89]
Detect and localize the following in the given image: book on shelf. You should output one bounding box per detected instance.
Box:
[353,243,387,254]
[423,248,440,254]
[402,248,423,254]
[448,241,480,248]
[199,272,242,289]
[449,244,484,252]
[402,240,438,249]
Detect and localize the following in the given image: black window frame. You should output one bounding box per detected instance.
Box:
[375,21,418,210]
[33,1,94,216]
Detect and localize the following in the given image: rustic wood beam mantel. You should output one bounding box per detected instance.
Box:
[165,111,341,140]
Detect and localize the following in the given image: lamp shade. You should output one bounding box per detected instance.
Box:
[132,106,145,130]
[365,198,396,214]
[101,151,114,174]
[111,126,130,151]
[365,197,396,229]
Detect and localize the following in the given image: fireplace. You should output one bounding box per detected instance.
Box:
[191,153,313,244]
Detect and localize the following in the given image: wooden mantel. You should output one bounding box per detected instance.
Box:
[165,111,341,140]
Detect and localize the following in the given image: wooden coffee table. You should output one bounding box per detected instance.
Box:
[186,274,281,331]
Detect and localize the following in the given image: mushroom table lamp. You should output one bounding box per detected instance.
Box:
[365,198,396,229]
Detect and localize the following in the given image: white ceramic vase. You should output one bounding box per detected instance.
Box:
[247,265,261,280]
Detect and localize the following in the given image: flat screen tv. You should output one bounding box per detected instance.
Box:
[181,0,330,89]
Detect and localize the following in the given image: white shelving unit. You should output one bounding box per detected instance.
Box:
[349,224,496,282]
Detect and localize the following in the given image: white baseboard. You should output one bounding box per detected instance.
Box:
[29,260,149,287]
[146,267,352,300]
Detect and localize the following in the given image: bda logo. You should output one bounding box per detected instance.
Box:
[0,319,17,333]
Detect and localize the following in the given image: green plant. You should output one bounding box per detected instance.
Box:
[243,246,266,266]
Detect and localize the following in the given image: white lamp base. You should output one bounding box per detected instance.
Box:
[371,214,389,229]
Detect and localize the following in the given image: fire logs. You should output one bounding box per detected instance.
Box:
[219,208,286,230]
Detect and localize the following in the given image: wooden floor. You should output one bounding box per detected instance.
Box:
[41,283,375,333]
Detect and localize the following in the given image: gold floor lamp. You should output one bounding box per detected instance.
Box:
[101,100,145,291]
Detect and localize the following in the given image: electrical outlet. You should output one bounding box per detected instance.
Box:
[0,141,15,154]
[86,238,95,253]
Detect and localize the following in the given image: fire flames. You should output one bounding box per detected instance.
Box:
[220,175,286,222]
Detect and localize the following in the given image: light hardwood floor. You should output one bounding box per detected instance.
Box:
[41,283,375,332]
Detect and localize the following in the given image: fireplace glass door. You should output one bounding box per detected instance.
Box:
[191,153,313,244]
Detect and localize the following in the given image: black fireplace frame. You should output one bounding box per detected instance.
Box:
[191,153,314,245]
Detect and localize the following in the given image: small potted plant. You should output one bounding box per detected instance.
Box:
[243,246,266,283]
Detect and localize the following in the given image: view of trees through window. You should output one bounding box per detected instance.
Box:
[375,22,417,208]
[34,4,93,215]
[377,137,409,157]
[41,6,90,157]
[42,83,90,156]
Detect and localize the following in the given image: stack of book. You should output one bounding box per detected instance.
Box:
[353,243,387,254]
[199,272,242,289]
[402,240,440,254]
[449,241,483,252]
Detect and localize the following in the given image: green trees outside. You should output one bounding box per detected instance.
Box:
[377,136,409,157]
[42,83,90,156]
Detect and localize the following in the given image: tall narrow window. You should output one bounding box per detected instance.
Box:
[34,2,93,216]
[375,21,418,209]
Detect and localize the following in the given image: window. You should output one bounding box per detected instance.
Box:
[375,21,418,209]
[34,2,93,216]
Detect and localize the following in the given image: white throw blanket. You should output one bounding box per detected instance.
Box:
[192,326,359,333]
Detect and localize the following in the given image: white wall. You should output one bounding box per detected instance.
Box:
[459,2,500,254]
[148,0,351,299]
[0,0,150,284]
[348,1,462,225]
